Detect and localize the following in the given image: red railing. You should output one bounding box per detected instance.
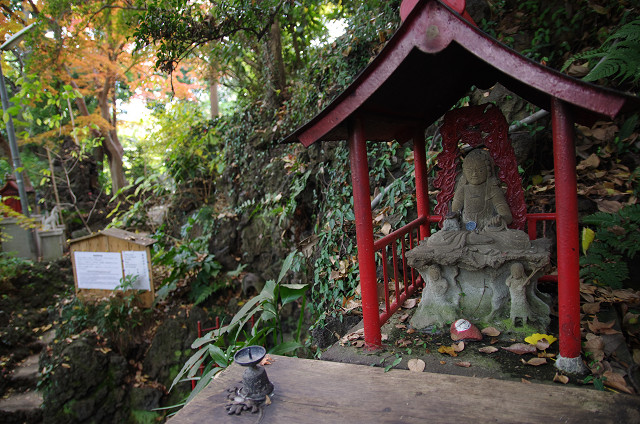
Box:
[374,215,440,325]
[191,317,221,390]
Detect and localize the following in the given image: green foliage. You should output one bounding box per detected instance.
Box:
[152,206,224,304]
[563,19,640,89]
[580,204,640,289]
[173,251,308,403]
[56,277,149,353]
[0,251,33,282]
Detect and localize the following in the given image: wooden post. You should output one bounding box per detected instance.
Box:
[348,117,381,348]
[551,98,583,372]
[413,127,430,240]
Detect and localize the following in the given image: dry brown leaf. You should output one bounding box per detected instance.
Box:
[438,345,458,357]
[502,343,537,355]
[582,302,601,314]
[538,352,556,358]
[553,373,569,384]
[402,298,418,309]
[398,313,410,322]
[439,360,446,365]
[453,341,465,352]
[577,153,600,170]
[396,338,412,347]
[455,361,471,368]
[353,340,365,348]
[395,324,407,329]
[596,199,623,214]
[536,339,551,351]
[408,358,426,372]
[481,327,501,337]
[587,316,620,335]
[478,346,499,354]
[381,222,392,235]
[406,328,416,334]
[584,333,606,362]
[521,378,532,384]
[525,357,547,366]
[603,371,635,394]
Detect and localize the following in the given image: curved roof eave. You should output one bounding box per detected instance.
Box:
[283,0,640,147]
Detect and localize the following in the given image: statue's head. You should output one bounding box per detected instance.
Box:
[462,149,492,185]
[510,262,525,278]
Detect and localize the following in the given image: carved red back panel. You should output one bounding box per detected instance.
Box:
[433,104,527,230]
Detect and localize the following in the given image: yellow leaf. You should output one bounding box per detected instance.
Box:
[524,333,557,346]
[582,227,595,255]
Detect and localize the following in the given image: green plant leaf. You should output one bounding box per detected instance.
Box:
[269,341,302,356]
[277,251,297,283]
[279,283,309,306]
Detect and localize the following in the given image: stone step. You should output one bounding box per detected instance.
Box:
[0,390,43,424]
[10,354,41,387]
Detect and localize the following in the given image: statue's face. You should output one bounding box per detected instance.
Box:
[463,158,488,185]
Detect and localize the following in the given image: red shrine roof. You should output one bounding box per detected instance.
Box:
[284,0,640,147]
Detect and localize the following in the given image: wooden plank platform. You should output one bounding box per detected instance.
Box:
[170,355,639,423]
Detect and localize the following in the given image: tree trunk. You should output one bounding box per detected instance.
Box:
[208,59,219,118]
[262,16,287,109]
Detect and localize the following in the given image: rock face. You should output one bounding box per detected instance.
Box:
[41,335,128,424]
[143,306,209,406]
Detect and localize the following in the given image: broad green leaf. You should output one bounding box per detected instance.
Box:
[268,341,302,356]
[277,251,297,283]
[279,283,309,306]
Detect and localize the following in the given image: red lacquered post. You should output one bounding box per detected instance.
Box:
[413,128,430,240]
[551,98,583,372]
[348,117,382,348]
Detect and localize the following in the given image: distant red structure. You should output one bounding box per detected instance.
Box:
[284,0,640,370]
[1,175,23,214]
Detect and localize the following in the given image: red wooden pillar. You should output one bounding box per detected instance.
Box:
[348,117,382,348]
[551,98,583,370]
[413,128,430,240]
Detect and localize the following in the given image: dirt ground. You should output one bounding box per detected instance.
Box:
[319,285,640,393]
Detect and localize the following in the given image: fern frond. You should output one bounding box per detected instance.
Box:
[563,19,640,86]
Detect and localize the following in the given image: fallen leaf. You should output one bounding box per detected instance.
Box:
[402,298,418,309]
[553,373,569,384]
[406,328,416,334]
[438,345,458,357]
[603,371,635,394]
[481,327,501,337]
[395,324,407,329]
[60,363,71,369]
[478,346,499,354]
[260,355,273,366]
[535,339,550,351]
[582,302,601,314]
[596,199,623,214]
[381,222,392,235]
[503,343,537,355]
[521,378,532,384]
[408,358,426,372]
[584,333,606,362]
[399,313,410,322]
[453,341,465,352]
[396,338,412,347]
[538,352,556,358]
[525,357,547,366]
[524,333,557,346]
[353,340,365,348]
[577,153,600,170]
[455,361,471,368]
[587,316,620,335]
[439,360,446,365]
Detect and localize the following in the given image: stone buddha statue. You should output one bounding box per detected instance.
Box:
[406,148,552,330]
[426,149,531,258]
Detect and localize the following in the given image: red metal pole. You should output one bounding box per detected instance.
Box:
[348,117,382,348]
[413,128,430,240]
[551,98,582,362]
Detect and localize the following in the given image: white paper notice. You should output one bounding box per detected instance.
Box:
[122,250,151,290]
[75,251,123,290]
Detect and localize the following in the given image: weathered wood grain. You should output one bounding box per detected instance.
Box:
[169,355,640,423]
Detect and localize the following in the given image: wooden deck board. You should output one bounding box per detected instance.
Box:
[169,355,639,423]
